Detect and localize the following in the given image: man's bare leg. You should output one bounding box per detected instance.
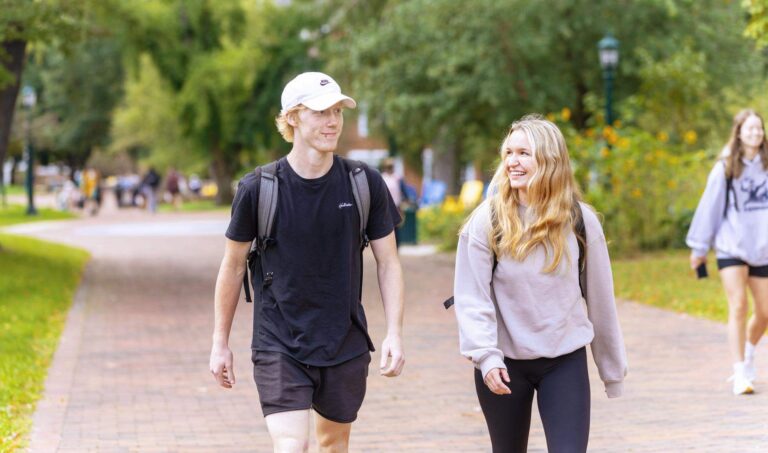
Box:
[265,410,311,453]
[314,412,352,453]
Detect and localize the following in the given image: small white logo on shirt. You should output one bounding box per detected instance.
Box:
[338,202,353,209]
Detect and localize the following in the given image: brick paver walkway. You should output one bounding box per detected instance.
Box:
[7,209,768,452]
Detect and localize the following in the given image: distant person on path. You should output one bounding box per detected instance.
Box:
[165,167,182,211]
[140,167,161,213]
[188,173,202,197]
[81,167,101,216]
[379,158,408,247]
[452,115,627,452]
[687,108,768,396]
[209,72,405,452]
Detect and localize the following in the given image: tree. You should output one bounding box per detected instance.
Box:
[0,0,87,189]
[26,37,126,173]
[326,0,764,192]
[109,54,199,174]
[104,0,319,204]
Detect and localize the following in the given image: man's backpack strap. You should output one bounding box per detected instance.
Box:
[257,161,279,244]
[343,158,371,249]
[243,161,279,303]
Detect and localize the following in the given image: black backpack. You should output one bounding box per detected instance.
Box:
[722,159,737,219]
[241,157,371,302]
[444,203,587,309]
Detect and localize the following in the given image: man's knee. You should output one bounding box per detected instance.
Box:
[315,416,352,453]
[271,437,309,453]
[316,431,350,453]
[265,410,311,453]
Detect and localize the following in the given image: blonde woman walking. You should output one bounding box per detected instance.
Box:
[453,115,627,452]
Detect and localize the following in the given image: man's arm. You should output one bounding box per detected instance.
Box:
[369,231,405,377]
[209,239,251,388]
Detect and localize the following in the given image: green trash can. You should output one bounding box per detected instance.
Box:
[398,207,418,245]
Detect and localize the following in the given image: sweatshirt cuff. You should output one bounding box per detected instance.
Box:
[478,354,506,379]
[691,248,708,259]
[604,381,623,398]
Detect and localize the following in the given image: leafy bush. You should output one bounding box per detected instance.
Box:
[561,120,712,255]
[417,203,472,252]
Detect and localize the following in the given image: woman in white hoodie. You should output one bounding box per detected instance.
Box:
[453,115,627,453]
[687,109,768,396]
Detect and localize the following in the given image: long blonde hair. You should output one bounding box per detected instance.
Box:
[723,109,768,178]
[487,114,582,273]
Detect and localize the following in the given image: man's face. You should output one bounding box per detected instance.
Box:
[293,102,345,153]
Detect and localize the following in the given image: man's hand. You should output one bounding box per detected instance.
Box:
[379,334,405,377]
[484,368,511,395]
[210,344,235,388]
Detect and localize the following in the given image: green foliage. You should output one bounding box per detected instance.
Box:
[744,0,768,48]
[0,234,89,452]
[0,205,75,227]
[329,0,763,188]
[110,54,205,174]
[0,0,88,88]
[417,205,470,251]
[103,0,319,203]
[559,117,711,254]
[25,37,125,169]
[613,249,729,322]
[102,0,256,202]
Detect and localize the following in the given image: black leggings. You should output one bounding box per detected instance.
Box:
[474,347,590,453]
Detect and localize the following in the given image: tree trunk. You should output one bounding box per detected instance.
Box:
[0,39,27,187]
[433,131,461,195]
[210,145,235,205]
[573,78,590,130]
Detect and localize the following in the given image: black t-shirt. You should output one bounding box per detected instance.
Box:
[225,155,401,366]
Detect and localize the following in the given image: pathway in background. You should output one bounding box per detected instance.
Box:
[5,209,767,452]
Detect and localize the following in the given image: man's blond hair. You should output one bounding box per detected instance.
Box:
[275,105,306,143]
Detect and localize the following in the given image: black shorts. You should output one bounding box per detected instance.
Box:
[252,350,371,423]
[716,258,768,277]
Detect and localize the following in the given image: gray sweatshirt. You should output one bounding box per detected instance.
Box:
[453,201,627,398]
[686,155,768,265]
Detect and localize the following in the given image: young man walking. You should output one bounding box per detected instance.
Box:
[209,72,405,452]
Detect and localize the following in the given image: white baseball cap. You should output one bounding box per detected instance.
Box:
[280,72,357,112]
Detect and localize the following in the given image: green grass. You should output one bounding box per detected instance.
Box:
[0,205,75,227]
[612,249,728,323]
[0,185,25,196]
[0,234,89,451]
[157,198,229,213]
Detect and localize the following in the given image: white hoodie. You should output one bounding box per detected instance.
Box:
[686,155,768,265]
[453,201,628,398]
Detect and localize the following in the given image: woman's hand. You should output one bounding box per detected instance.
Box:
[689,252,706,271]
[484,367,511,395]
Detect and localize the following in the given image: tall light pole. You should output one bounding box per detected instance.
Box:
[22,85,37,215]
[598,33,619,127]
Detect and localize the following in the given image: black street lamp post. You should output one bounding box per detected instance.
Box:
[598,34,619,127]
[22,85,37,215]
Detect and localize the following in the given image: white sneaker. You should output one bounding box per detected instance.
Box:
[744,362,757,382]
[728,373,755,395]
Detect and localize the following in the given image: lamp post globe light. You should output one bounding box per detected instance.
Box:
[22,85,37,215]
[597,33,619,127]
